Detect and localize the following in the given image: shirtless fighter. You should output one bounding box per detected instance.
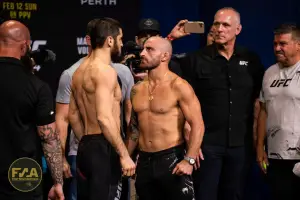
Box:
[68,18,135,200]
[126,36,205,200]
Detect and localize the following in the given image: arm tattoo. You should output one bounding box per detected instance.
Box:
[39,125,63,185]
[130,87,137,101]
[129,111,139,142]
[128,86,139,142]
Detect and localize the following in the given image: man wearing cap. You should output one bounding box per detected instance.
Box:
[123,18,183,81]
[136,18,161,47]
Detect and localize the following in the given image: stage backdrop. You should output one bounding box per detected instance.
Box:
[1,0,140,96]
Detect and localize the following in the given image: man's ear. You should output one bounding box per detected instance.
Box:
[107,36,114,47]
[236,24,242,36]
[296,40,300,52]
[161,52,170,62]
[20,41,28,55]
[85,35,91,46]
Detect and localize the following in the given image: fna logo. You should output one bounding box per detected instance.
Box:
[8,157,42,192]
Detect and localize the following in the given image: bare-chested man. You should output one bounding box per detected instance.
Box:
[68,18,135,200]
[126,36,205,200]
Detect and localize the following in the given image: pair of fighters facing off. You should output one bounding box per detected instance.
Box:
[69,17,204,200]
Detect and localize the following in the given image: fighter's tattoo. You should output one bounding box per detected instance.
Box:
[130,87,137,101]
[38,125,63,185]
[128,111,139,142]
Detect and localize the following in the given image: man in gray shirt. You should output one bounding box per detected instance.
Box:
[55,19,134,200]
[257,23,300,200]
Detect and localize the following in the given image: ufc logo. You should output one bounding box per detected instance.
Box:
[239,61,248,66]
[270,79,292,87]
[31,40,47,51]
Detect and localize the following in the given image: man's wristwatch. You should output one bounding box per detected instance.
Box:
[184,156,196,165]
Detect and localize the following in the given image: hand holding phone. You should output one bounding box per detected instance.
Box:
[184,21,205,34]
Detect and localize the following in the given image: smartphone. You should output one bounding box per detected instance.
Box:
[184,21,205,34]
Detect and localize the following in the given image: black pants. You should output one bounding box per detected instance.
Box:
[238,143,256,200]
[76,134,122,200]
[268,159,300,200]
[135,145,195,200]
[193,145,245,200]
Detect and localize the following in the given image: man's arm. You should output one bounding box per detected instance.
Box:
[55,70,71,158]
[125,86,139,155]
[38,123,63,185]
[124,69,135,127]
[94,67,130,158]
[166,19,190,41]
[124,100,132,127]
[68,90,85,141]
[183,121,191,143]
[257,102,267,149]
[176,79,204,159]
[253,99,260,147]
[55,103,69,154]
[256,100,268,173]
[36,84,63,185]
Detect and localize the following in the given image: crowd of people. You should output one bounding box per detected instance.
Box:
[0,6,300,200]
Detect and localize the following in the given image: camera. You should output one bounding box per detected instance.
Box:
[30,48,56,66]
[21,47,56,73]
[123,41,145,74]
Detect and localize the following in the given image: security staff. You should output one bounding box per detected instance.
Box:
[168,7,265,200]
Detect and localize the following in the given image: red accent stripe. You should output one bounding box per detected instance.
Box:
[77,168,87,180]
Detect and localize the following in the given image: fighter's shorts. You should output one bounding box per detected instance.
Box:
[77,134,122,200]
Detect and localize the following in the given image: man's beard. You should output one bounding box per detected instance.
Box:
[140,58,160,71]
[21,46,33,72]
[111,42,122,63]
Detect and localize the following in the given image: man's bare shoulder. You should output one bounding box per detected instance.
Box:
[130,80,146,100]
[90,63,117,84]
[90,63,117,79]
[73,58,89,80]
[134,79,147,89]
[172,75,194,97]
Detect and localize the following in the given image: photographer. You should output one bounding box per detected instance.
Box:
[123,18,183,82]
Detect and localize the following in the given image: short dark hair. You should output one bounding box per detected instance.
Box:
[274,23,300,41]
[90,17,121,50]
[86,18,101,36]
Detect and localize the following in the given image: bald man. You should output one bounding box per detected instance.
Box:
[126,36,204,200]
[168,7,265,200]
[0,20,64,200]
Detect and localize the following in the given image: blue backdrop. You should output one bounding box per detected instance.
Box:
[141,0,300,68]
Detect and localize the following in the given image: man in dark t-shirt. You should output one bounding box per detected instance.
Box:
[0,20,64,200]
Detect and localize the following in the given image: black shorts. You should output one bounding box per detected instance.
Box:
[76,134,122,200]
[135,144,195,200]
[267,159,300,200]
